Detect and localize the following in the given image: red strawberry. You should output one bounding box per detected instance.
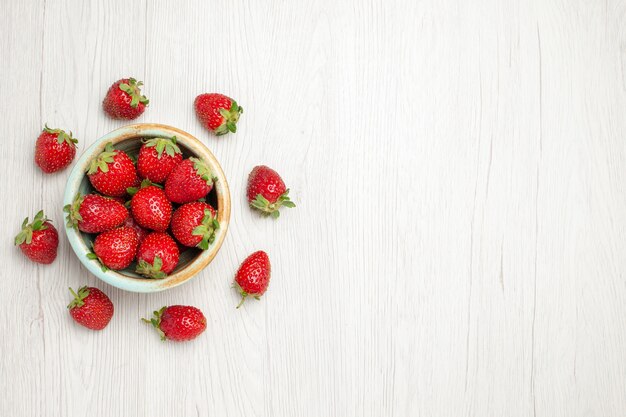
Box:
[165,158,215,204]
[171,202,219,250]
[87,142,138,197]
[89,226,138,271]
[67,286,114,330]
[247,165,295,218]
[135,232,180,279]
[137,136,183,183]
[102,77,149,120]
[129,180,172,232]
[122,214,150,243]
[234,250,271,308]
[143,305,206,341]
[194,93,243,135]
[14,210,58,264]
[64,193,128,233]
[34,125,78,173]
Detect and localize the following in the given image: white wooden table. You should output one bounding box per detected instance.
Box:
[1,1,625,416]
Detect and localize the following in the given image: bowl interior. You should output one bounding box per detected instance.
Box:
[65,124,230,292]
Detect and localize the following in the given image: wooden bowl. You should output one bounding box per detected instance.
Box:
[63,123,230,293]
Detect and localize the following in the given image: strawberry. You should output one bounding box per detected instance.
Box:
[165,157,215,204]
[88,226,138,271]
[122,214,150,243]
[247,165,295,218]
[128,180,172,232]
[64,193,128,233]
[194,93,243,135]
[87,142,138,197]
[137,136,183,183]
[142,305,206,341]
[14,210,58,264]
[234,250,271,308]
[34,124,78,173]
[171,202,219,250]
[135,232,180,278]
[102,77,149,120]
[67,286,114,330]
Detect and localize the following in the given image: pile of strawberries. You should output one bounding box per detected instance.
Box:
[14,77,295,342]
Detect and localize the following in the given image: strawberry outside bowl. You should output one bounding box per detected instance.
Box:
[63,123,230,293]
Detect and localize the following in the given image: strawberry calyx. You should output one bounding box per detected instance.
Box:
[87,142,117,174]
[63,193,85,229]
[190,157,216,187]
[86,251,109,272]
[215,100,243,135]
[233,281,261,309]
[127,178,162,196]
[118,78,149,108]
[67,286,90,309]
[192,208,220,250]
[136,257,167,279]
[250,189,296,219]
[14,210,49,245]
[43,124,78,147]
[141,306,167,340]
[143,136,181,159]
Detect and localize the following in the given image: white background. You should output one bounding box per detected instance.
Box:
[1,1,625,416]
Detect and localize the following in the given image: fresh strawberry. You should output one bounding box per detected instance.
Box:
[135,232,180,279]
[165,158,215,204]
[122,214,150,243]
[64,193,128,233]
[34,125,78,173]
[87,142,138,197]
[194,93,243,135]
[14,210,58,264]
[102,77,149,120]
[234,250,271,308]
[128,180,172,232]
[67,286,114,330]
[171,202,219,250]
[143,305,206,341]
[137,136,183,183]
[247,165,295,218]
[88,226,138,271]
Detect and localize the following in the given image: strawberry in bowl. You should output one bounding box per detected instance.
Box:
[63,124,230,293]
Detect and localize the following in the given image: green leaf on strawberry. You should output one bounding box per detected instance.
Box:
[87,142,117,174]
[215,100,243,136]
[86,251,108,272]
[141,306,167,340]
[119,78,149,108]
[143,136,181,159]
[136,256,167,279]
[63,193,85,229]
[67,286,90,309]
[190,157,215,186]
[44,124,78,146]
[14,210,49,245]
[191,208,220,250]
[250,189,295,219]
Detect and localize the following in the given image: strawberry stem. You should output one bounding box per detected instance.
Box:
[14,210,50,245]
[142,306,167,340]
[236,293,247,309]
[67,286,90,309]
[249,190,295,218]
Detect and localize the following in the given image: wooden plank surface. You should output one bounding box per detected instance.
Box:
[1,0,625,416]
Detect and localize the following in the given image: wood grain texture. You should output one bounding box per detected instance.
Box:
[1,0,625,416]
